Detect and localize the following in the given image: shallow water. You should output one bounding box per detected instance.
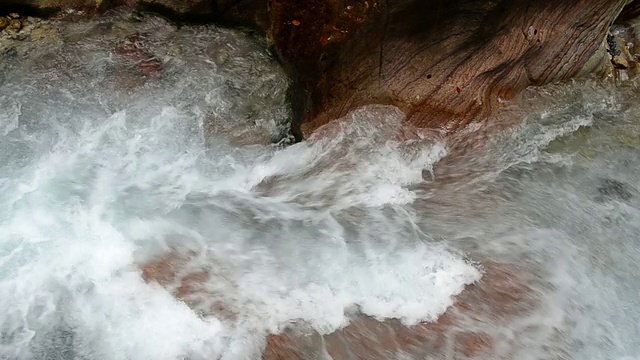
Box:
[1,10,640,360]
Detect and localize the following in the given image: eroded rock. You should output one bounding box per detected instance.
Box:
[268,0,632,137]
[114,33,163,77]
[597,178,634,201]
[262,261,534,359]
[139,249,535,359]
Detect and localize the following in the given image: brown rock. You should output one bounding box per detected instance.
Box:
[0,17,8,30]
[137,57,162,76]
[271,0,631,137]
[455,332,493,358]
[8,18,21,31]
[262,335,304,360]
[114,33,163,77]
[456,261,534,319]
[1,1,633,141]
[261,261,534,359]
[138,250,533,359]
[262,315,496,359]
[114,33,150,60]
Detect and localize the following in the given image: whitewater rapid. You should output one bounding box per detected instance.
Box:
[1,9,640,360]
[0,11,480,360]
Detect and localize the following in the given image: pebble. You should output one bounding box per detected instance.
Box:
[8,19,22,31]
[612,55,630,69]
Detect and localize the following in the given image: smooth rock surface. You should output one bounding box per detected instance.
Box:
[270,0,631,137]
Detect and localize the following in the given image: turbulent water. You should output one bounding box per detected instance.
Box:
[1,10,640,360]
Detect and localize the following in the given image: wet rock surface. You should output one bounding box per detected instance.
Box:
[2,1,640,140]
[114,33,163,77]
[141,249,538,359]
[0,9,292,143]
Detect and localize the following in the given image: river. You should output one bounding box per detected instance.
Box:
[0,10,639,360]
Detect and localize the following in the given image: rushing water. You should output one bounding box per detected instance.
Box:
[1,10,640,360]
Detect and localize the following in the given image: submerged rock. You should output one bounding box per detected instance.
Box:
[262,262,533,359]
[114,33,163,77]
[140,251,535,359]
[597,178,634,201]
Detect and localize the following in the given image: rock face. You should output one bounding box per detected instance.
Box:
[269,0,631,137]
[262,261,533,359]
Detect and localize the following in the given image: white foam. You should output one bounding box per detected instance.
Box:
[0,102,479,358]
[239,106,448,210]
[0,13,479,360]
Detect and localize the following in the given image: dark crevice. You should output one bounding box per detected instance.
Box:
[287,78,309,142]
[0,3,62,17]
[136,1,216,24]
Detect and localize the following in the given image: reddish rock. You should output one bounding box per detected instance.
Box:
[456,332,493,358]
[457,261,534,319]
[114,34,150,59]
[140,250,237,320]
[261,261,534,359]
[262,335,305,360]
[114,33,163,77]
[138,0,215,20]
[269,0,631,137]
[140,251,182,284]
[137,57,162,76]
[139,250,533,359]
